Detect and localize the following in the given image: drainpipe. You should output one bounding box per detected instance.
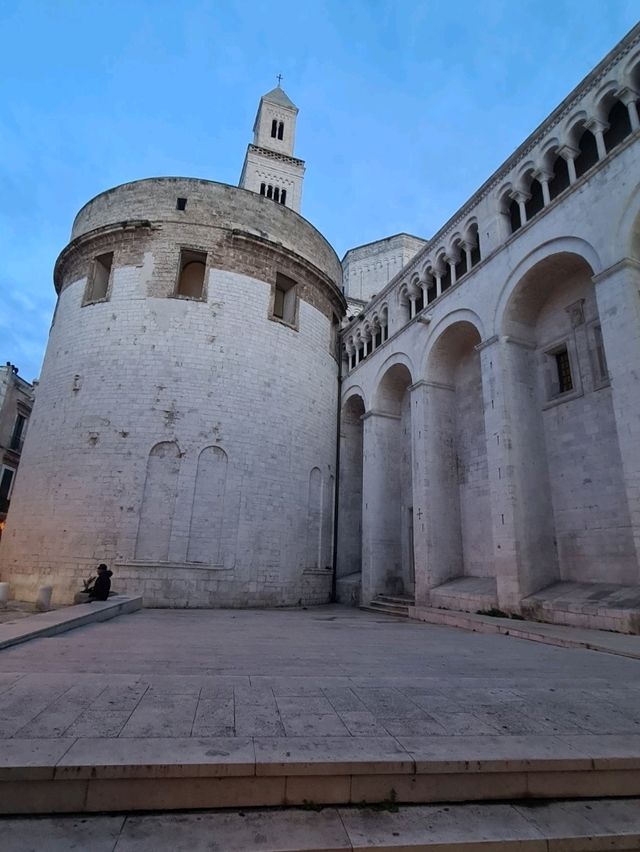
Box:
[331,334,343,603]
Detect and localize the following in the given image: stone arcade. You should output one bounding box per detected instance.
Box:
[2,29,640,630]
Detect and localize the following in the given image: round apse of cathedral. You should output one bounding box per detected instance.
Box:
[0,178,345,607]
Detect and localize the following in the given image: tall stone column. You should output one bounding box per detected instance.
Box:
[593,258,640,574]
[535,169,553,206]
[619,87,640,131]
[477,335,558,610]
[409,380,461,605]
[559,145,578,184]
[361,410,402,603]
[585,118,608,160]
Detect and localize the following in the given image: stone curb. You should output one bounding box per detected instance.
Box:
[408,606,640,660]
[0,596,143,651]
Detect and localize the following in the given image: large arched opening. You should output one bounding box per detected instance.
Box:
[363,362,414,601]
[425,321,495,602]
[336,393,365,604]
[501,251,635,589]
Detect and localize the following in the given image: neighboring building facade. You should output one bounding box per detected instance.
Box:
[0,364,34,537]
[338,26,640,631]
[2,29,640,631]
[342,233,428,306]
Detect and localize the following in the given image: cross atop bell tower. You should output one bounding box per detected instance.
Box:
[239,83,306,213]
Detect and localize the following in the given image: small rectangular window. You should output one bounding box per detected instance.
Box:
[176,197,187,211]
[0,465,15,511]
[555,348,573,394]
[10,414,26,452]
[84,252,113,304]
[176,249,207,299]
[272,272,297,327]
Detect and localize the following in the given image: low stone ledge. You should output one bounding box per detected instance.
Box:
[0,595,142,651]
[408,605,640,659]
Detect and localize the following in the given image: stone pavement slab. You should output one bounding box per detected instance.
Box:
[6,800,640,851]
[1,605,640,755]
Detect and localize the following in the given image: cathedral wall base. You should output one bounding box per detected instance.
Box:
[0,562,333,609]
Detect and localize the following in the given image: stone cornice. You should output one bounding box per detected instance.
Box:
[342,24,640,320]
[592,256,640,283]
[361,409,402,421]
[247,144,305,168]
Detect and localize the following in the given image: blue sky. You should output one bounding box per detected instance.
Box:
[1,1,638,380]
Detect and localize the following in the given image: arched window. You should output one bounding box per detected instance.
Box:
[278,121,284,140]
[509,198,521,233]
[603,100,632,153]
[280,189,287,205]
[440,262,452,292]
[548,155,570,200]
[271,119,278,138]
[176,249,207,299]
[466,224,481,266]
[574,128,598,178]
[426,276,437,304]
[260,183,266,196]
[525,178,545,220]
[454,252,468,280]
[267,185,273,199]
[273,187,280,203]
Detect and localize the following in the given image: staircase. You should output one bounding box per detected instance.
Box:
[361,593,413,618]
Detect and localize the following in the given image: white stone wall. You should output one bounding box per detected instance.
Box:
[339,94,640,611]
[342,234,427,303]
[240,147,305,213]
[0,181,343,607]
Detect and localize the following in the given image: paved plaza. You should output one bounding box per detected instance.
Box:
[2,605,640,741]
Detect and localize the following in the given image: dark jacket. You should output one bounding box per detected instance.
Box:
[89,570,112,601]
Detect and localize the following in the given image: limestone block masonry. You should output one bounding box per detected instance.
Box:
[337,23,640,628]
[0,178,345,606]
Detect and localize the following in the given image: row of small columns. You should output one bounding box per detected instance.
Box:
[508,91,640,223]
[406,239,478,319]
[345,321,389,370]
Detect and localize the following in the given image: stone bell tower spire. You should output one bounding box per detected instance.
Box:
[239,80,306,212]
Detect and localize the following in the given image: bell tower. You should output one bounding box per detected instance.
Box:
[239,83,306,213]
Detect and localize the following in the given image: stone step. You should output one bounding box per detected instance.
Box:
[4,799,640,850]
[3,733,640,815]
[375,594,415,606]
[360,603,409,618]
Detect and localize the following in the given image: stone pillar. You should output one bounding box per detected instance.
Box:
[593,258,640,573]
[449,257,457,287]
[559,145,578,184]
[586,118,608,160]
[511,190,530,227]
[477,335,559,610]
[463,242,473,272]
[408,380,462,605]
[434,271,442,299]
[361,410,403,603]
[409,296,417,319]
[535,169,552,206]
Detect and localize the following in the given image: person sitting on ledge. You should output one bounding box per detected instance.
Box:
[87,564,112,601]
